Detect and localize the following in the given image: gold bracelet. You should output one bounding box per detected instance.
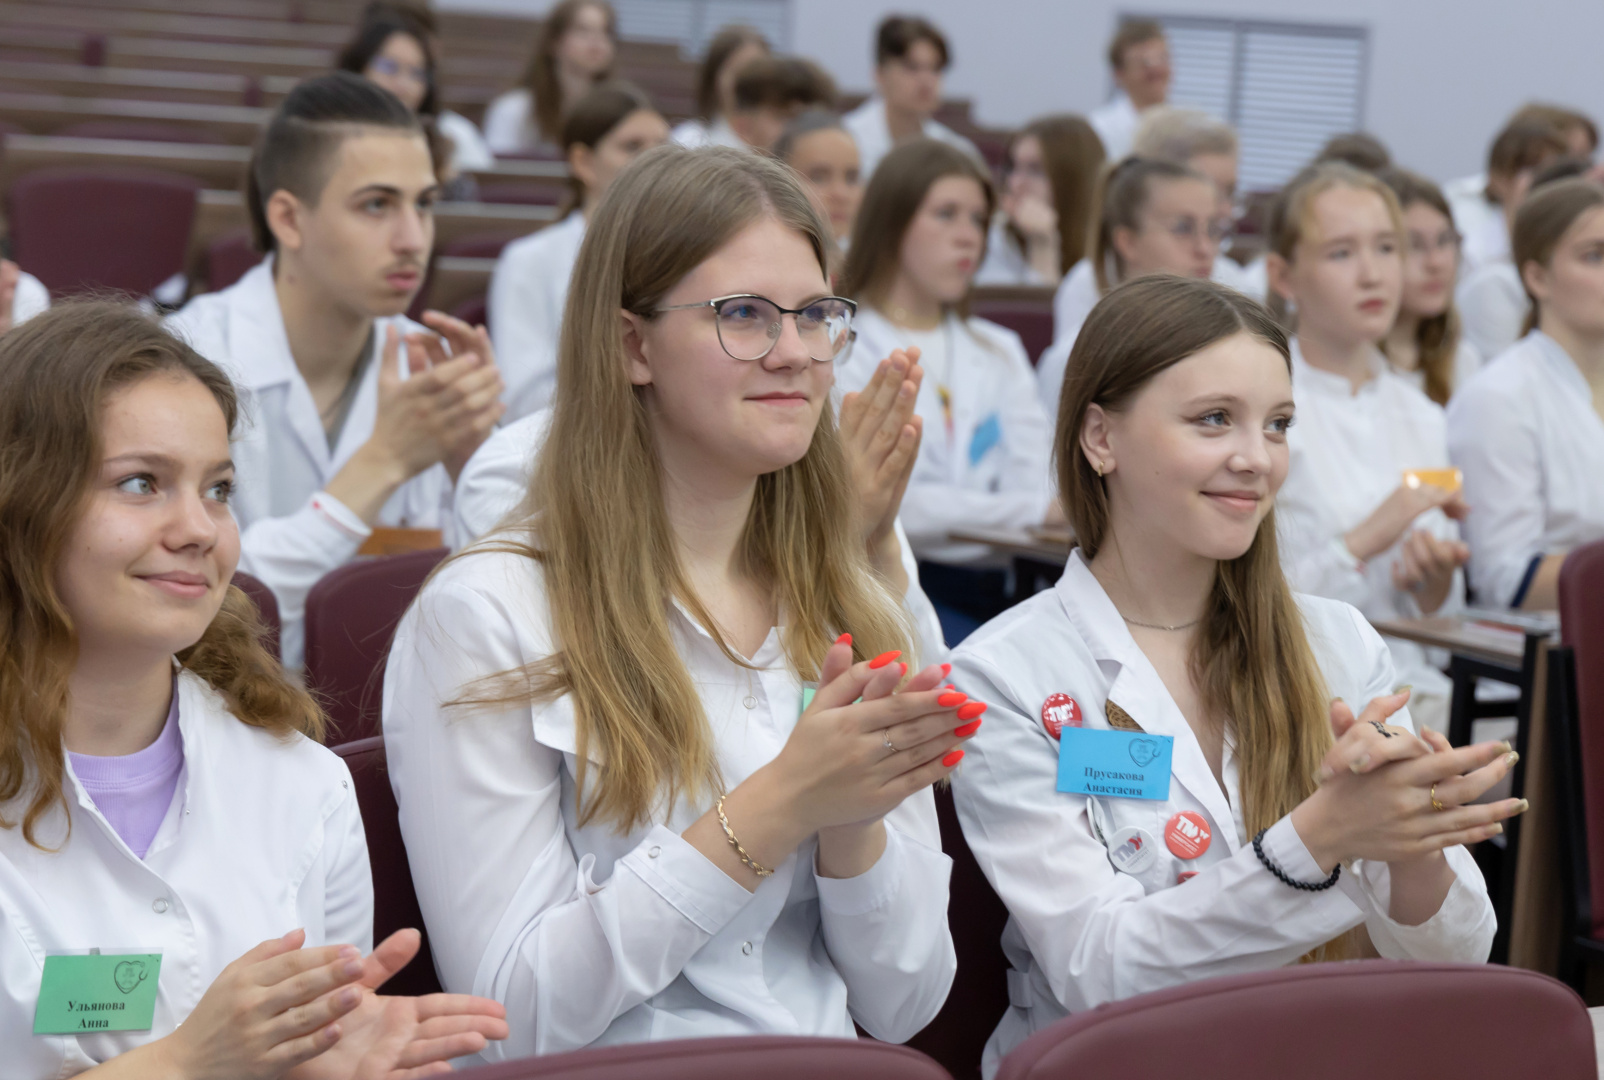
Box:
[715,795,774,878]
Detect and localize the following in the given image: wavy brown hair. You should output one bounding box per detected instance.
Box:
[0,302,323,849]
[518,0,618,144]
[1056,275,1355,961]
[449,146,912,832]
[1378,168,1464,405]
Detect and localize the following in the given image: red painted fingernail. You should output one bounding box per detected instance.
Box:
[835,632,852,645]
[869,650,901,669]
[944,684,957,691]
[956,702,987,721]
[937,691,967,707]
[940,663,952,677]
[898,662,908,676]
[942,750,966,768]
[954,719,983,737]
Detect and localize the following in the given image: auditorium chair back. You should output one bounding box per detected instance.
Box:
[467,1036,953,1080]
[230,570,280,662]
[332,736,442,997]
[303,547,447,747]
[995,961,1594,1080]
[1556,539,1604,979]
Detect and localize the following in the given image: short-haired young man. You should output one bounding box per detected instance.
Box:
[842,15,981,181]
[1089,18,1171,159]
[728,56,836,152]
[168,72,504,668]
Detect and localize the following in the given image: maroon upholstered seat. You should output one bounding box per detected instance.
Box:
[476,182,564,206]
[467,1036,953,1080]
[8,167,200,299]
[969,292,1055,366]
[205,229,262,293]
[303,547,447,747]
[331,737,442,997]
[230,570,280,663]
[438,231,527,259]
[1555,540,1604,985]
[904,785,1010,1080]
[995,961,1593,1080]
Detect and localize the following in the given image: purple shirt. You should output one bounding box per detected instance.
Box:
[67,685,184,859]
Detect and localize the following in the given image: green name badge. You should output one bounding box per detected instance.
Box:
[34,951,161,1035]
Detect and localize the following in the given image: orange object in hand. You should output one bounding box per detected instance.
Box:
[1402,468,1462,494]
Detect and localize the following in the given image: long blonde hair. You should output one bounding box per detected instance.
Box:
[1056,275,1355,961]
[455,146,911,832]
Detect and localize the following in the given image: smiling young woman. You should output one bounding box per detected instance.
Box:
[946,275,1519,1077]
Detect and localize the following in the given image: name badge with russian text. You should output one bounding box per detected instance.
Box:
[1056,727,1174,801]
[34,951,162,1035]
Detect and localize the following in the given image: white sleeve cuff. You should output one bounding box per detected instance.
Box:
[311,491,372,540]
[617,824,754,935]
[1264,815,1332,884]
[1328,535,1364,573]
[1354,846,1496,961]
[814,825,906,916]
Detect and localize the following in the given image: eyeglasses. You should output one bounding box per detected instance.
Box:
[652,294,857,362]
[1407,230,1462,257]
[1154,215,1234,244]
[370,56,428,85]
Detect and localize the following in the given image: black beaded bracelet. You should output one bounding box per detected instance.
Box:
[1253,828,1341,892]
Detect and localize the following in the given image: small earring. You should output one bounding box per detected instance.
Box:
[1093,460,1105,477]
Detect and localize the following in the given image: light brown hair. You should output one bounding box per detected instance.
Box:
[1088,156,1207,293]
[1012,114,1107,277]
[518,0,618,144]
[557,80,656,214]
[450,146,912,831]
[1513,176,1604,336]
[1055,274,1353,962]
[1314,132,1391,172]
[0,301,323,849]
[695,24,769,120]
[1513,102,1598,156]
[1131,107,1237,165]
[1377,167,1463,405]
[1108,18,1164,70]
[1485,116,1568,200]
[838,138,994,313]
[1264,161,1404,325]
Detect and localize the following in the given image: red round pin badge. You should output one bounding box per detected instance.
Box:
[1176,870,1199,884]
[1040,693,1081,739]
[1165,811,1212,860]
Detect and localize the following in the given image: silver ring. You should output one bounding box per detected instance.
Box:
[882,729,897,753]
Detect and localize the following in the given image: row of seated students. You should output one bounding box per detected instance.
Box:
[0,16,1598,1080]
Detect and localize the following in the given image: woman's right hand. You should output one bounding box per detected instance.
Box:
[1344,483,1468,564]
[153,930,370,1080]
[1290,694,1525,872]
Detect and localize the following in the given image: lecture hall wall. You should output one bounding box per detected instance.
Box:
[439,0,1604,183]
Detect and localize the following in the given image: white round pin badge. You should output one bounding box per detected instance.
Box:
[1106,826,1158,874]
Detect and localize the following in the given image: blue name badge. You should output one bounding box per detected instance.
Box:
[1056,727,1174,800]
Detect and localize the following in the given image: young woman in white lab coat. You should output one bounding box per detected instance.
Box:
[1449,177,1604,611]
[1378,169,1481,405]
[166,74,504,670]
[1266,163,1469,735]
[949,275,1520,1076]
[482,0,616,156]
[836,138,1055,642]
[489,82,669,418]
[976,115,1105,289]
[384,146,968,1062]
[0,303,506,1079]
[669,25,769,150]
[1038,158,1223,429]
[1,259,49,333]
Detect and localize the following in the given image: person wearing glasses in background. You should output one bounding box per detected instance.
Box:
[384,145,962,1061]
[1037,158,1226,429]
[1089,19,1172,161]
[976,115,1107,289]
[843,15,981,184]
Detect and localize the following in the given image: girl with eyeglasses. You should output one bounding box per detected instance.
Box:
[836,139,1057,644]
[976,115,1106,289]
[1268,163,1468,736]
[1377,169,1481,405]
[384,145,970,1060]
[1036,158,1225,428]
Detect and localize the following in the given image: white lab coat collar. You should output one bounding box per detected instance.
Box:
[1527,329,1594,397]
[1050,551,1240,848]
[1289,339,1387,398]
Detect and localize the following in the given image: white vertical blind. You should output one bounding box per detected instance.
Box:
[613,0,792,54]
[1132,14,1369,191]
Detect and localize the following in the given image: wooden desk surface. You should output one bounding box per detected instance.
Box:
[1372,612,1557,668]
[948,526,1072,563]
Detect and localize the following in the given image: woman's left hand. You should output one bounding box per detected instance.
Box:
[287,930,509,1080]
[1390,529,1470,615]
[838,348,923,548]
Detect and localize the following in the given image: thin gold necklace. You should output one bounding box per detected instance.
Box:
[1120,613,1200,632]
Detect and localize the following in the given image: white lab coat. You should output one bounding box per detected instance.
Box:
[1387,340,1482,401]
[1457,260,1527,363]
[1448,330,1604,607]
[837,307,1054,565]
[382,547,957,1060]
[975,218,1053,288]
[166,260,454,669]
[0,668,372,1079]
[1445,173,1508,279]
[1276,343,1463,720]
[449,409,948,665]
[949,551,1495,1076]
[488,210,586,419]
[12,269,49,326]
[841,97,982,182]
[437,109,496,172]
[670,116,746,150]
[1087,93,1141,161]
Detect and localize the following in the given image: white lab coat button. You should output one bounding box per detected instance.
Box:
[741,941,754,956]
[648,846,661,859]
[743,696,757,710]
[152,898,170,914]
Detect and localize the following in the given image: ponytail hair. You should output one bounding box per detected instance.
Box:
[557,81,657,214]
[0,301,322,849]
[1512,177,1604,336]
[247,71,423,253]
[1089,156,1204,293]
